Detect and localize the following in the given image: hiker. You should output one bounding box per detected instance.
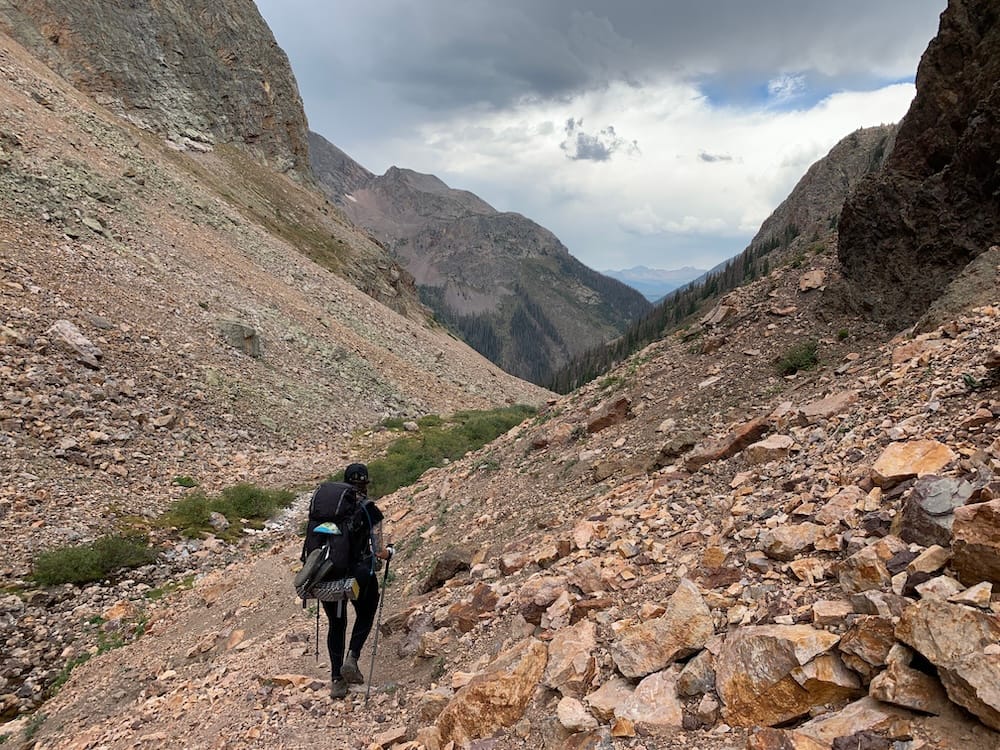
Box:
[315,463,392,699]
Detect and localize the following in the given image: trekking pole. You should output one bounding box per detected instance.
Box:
[365,548,393,705]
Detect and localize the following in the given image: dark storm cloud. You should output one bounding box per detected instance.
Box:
[257,0,944,121]
[560,119,639,162]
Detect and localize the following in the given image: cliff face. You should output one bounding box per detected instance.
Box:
[837,0,999,329]
[0,0,309,174]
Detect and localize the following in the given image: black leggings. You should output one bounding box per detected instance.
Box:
[321,574,379,677]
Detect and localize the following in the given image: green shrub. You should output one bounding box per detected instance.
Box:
[162,492,212,535]
[776,339,819,376]
[345,405,536,498]
[159,484,294,539]
[32,534,156,586]
[837,329,849,341]
[32,545,101,585]
[172,476,197,488]
[221,483,293,519]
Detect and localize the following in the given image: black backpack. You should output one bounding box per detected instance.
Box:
[301,481,364,581]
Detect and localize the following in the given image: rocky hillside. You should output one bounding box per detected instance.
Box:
[13,215,1000,749]
[310,133,651,386]
[548,124,896,393]
[838,0,999,330]
[0,6,551,724]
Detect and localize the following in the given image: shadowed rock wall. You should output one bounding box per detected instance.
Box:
[837,0,1000,329]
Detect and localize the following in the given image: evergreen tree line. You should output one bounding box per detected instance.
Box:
[419,285,566,385]
[545,223,800,393]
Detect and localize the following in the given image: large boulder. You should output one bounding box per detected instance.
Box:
[610,579,714,679]
[715,625,860,727]
[895,598,1000,730]
[543,620,597,699]
[871,440,956,487]
[897,475,974,547]
[435,637,548,746]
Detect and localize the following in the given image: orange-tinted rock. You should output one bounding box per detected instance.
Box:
[951,499,1000,585]
[838,536,906,594]
[614,670,683,736]
[517,574,568,624]
[869,647,949,715]
[745,435,796,465]
[838,616,896,682]
[446,582,499,633]
[586,396,632,434]
[871,440,956,487]
[684,416,769,471]
[895,598,1000,730]
[544,619,597,699]
[760,523,825,562]
[716,625,844,727]
[610,579,714,679]
[798,390,858,424]
[435,637,548,746]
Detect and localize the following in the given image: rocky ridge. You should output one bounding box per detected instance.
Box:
[0,0,310,176]
[838,0,1000,329]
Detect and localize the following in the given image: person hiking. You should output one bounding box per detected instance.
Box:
[308,462,391,699]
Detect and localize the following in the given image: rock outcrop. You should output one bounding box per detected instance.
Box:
[0,0,310,174]
[838,0,1000,329]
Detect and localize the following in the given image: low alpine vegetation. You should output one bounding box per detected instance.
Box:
[31,482,296,587]
[160,482,294,539]
[775,339,820,376]
[347,405,536,498]
[31,533,157,586]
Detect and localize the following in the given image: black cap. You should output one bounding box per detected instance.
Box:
[344,463,369,485]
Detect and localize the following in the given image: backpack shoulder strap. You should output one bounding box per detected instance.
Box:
[300,486,319,562]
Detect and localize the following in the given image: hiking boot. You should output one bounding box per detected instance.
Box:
[330,677,348,699]
[341,653,364,684]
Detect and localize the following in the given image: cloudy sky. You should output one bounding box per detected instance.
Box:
[254,1,946,273]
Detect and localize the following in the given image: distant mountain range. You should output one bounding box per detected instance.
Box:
[601,266,707,301]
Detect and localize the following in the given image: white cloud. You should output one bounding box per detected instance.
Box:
[375,78,915,269]
[256,0,942,271]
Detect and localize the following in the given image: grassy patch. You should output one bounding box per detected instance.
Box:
[172,476,198,488]
[159,483,294,540]
[344,405,535,498]
[31,534,156,586]
[23,713,46,741]
[598,375,623,391]
[775,339,819,376]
